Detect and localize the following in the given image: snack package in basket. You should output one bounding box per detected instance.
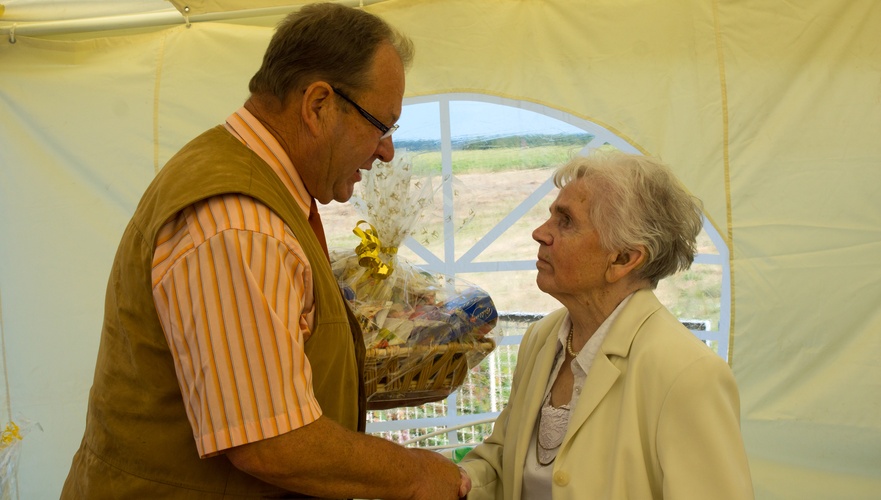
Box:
[330,155,500,409]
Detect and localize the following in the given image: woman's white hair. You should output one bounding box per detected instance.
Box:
[553,150,704,287]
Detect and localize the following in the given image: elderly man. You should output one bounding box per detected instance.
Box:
[61,3,461,499]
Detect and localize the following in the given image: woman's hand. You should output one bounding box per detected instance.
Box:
[458,466,472,498]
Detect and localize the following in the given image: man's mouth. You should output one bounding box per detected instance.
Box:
[354,162,374,182]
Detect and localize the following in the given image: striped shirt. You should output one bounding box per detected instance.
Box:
[151,108,322,458]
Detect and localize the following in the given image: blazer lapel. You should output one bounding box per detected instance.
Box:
[564,354,621,453]
[509,311,567,499]
[563,290,662,446]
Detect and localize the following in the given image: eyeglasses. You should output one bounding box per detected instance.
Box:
[332,86,399,140]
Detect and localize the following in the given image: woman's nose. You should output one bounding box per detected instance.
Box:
[533,221,550,244]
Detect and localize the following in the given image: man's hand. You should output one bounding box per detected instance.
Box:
[227,416,463,500]
[408,447,462,499]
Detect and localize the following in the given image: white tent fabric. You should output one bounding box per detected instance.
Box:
[1,1,880,498]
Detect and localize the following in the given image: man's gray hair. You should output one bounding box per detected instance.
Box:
[249,2,414,103]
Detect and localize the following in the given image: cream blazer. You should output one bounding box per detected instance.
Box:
[460,289,754,499]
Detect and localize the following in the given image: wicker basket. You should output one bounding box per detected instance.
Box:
[364,339,496,409]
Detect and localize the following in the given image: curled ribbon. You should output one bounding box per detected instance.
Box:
[0,421,21,449]
[353,220,397,280]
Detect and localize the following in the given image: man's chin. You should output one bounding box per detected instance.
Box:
[334,184,357,203]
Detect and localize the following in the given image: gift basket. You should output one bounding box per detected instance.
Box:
[331,155,499,409]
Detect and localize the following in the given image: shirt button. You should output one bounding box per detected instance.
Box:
[554,471,570,486]
[574,387,581,394]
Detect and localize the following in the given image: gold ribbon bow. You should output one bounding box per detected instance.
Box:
[0,421,21,450]
[353,220,397,280]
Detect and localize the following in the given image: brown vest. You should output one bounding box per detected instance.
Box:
[61,126,366,499]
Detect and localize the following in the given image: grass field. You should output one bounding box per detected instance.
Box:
[407,145,583,175]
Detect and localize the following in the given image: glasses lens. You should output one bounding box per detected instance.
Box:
[380,124,399,140]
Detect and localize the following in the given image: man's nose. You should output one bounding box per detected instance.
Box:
[376,136,395,163]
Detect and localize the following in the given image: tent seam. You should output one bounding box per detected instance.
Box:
[153,31,169,175]
[0,285,11,424]
[711,0,736,367]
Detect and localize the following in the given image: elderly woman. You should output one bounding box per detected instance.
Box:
[458,151,753,499]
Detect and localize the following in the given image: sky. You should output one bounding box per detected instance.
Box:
[394,100,588,141]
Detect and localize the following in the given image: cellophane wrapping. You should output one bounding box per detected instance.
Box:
[331,155,500,408]
[0,419,39,500]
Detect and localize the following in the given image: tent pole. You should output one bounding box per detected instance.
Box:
[0,1,381,39]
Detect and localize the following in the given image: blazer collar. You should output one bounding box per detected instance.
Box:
[601,289,663,358]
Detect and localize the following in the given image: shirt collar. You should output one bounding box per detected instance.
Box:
[558,293,634,361]
[224,107,311,216]
[544,294,635,408]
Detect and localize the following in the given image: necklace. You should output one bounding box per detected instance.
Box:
[566,324,581,357]
[535,392,569,467]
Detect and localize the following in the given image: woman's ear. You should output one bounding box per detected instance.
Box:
[300,81,334,137]
[606,246,646,283]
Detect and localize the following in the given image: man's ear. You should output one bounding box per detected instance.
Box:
[300,81,334,137]
[606,246,646,283]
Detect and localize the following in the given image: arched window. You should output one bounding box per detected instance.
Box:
[323,94,730,448]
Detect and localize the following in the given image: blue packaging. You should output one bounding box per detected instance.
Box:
[442,287,498,340]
